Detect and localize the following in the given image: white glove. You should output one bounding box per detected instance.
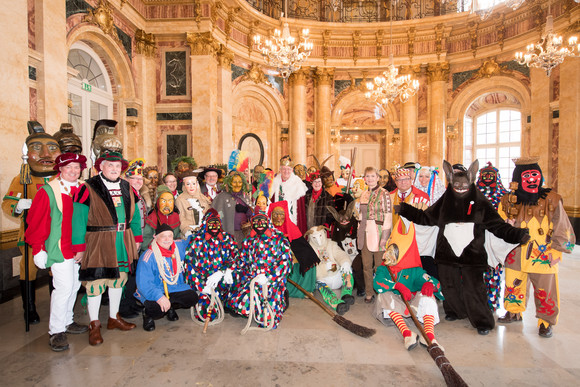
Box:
[223,268,234,285]
[201,285,212,295]
[15,199,32,214]
[340,261,352,274]
[184,230,193,238]
[33,250,48,269]
[254,273,268,286]
[206,270,224,289]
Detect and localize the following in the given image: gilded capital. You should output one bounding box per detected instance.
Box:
[217,45,234,69]
[187,32,219,57]
[427,62,450,82]
[135,29,156,57]
[314,67,334,87]
[289,68,309,86]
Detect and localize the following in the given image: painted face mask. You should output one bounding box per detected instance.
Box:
[256,195,268,212]
[293,165,306,180]
[271,207,286,227]
[480,170,497,187]
[158,192,175,215]
[252,215,269,235]
[231,175,243,193]
[207,219,221,237]
[521,169,541,193]
[27,137,61,174]
[147,170,159,186]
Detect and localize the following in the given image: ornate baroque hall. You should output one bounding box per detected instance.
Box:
[1,0,579,385]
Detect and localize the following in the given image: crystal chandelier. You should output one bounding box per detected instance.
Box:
[252,1,313,78]
[365,1,419,106]
[515,12,579,76]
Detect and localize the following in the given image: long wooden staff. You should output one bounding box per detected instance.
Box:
[385,266,468,387]
[20,142,32,332]
[343,147,357,210]
[287,278,375,338]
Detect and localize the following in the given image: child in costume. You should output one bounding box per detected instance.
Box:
[373,219,444,350]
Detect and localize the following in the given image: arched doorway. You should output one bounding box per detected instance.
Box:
[67,41,114,155]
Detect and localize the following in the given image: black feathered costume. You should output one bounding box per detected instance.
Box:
[399,160,529,333]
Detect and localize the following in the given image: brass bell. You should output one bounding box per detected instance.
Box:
[538,228,544,235]
[539,209,545,217]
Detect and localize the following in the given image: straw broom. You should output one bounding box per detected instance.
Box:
[287,278,375,338]
[385,265,468,387]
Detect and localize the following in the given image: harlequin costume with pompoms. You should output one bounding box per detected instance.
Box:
[476,162,510,312]
[373,219,444,350]
[184,209,238,322]
[225,213,292,328]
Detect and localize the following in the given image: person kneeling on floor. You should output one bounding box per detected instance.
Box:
[136,224,198,331]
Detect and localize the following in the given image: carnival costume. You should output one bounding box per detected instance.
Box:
[2,121,61,324]
[184,209,238,322]
[476,162,509,311]
[498,157,575,337]
[414,166,445,206]
[175,173,211,238]
[271,155,308,233]
[72,150,142,345]
[306,225,355,315]
[399,160,529,335]
[226,213,292,328]
[142,185,181,251]
[373,219,444,350]
[25,153,88,351]
[136,224,198,331]
[269,201,320,299]
[212,171,253,245]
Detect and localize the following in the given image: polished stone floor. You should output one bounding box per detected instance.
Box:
[1,251,579,386]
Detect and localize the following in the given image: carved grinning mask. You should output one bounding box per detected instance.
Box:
[271,207,286,227]
[252,214,269,235]
[157,192,175,215]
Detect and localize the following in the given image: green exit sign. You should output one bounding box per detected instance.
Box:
[82,82,92,92]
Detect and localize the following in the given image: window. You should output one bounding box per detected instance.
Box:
[464,109,521,183]
[67,42,114,155]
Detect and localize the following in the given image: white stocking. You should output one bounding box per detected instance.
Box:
[108,287,123,318]
[87,294,102,322]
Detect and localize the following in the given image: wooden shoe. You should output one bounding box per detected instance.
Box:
[107,313,136,331]
[89,320,103,346]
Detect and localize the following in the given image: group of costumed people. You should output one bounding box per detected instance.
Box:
[3,119,576,355]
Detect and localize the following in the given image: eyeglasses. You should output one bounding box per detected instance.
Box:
[396,178,411,182]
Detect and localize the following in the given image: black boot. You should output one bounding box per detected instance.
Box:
[20,280,40,324]
[142,311,155,331]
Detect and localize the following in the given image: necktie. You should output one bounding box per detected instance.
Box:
[401,192,406,202]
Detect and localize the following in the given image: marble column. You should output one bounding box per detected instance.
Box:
[133,30,157,164]
[558,57,580,233]
[35,0,68,132]
[288,68,309,166]
[314,67,334,162]
[217,46,235,163]
[400,66,420,164]
[0,0,29,229]
[187,32,220,165]
[427,62,449,170]
[529,67,552,184]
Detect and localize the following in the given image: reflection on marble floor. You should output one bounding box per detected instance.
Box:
[1,251,579,386]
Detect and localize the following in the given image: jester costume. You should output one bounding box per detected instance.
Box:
[373,219,443,349]
[184,209,238,322]
[476,162,510,311]
[498,157,575,337]
[225,213,292,328]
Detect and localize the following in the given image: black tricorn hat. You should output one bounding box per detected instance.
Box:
[198,166,223,181]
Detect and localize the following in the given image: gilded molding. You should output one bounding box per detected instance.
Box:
[83,0,119,41]
[468,21,479,58]
[241,63,268,84]
[376,30,384,65]
[427,62,450,83]
[187,32,219,57]
[217,44,234,69]
[495,13,506,51]
[323,30,331,66]
[225,7,241,44]
[434,24,444,59]
[407,27,416,61]
[564,205,580,217]
[352,31,361,65]
[475,58,505,78]
[288,68,309,86]
[0,229,18,250]
[135,29,156,57]
[248,21,259,57]
[313,67,334,87]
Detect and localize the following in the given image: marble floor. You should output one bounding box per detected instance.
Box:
[1,251,579,387]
